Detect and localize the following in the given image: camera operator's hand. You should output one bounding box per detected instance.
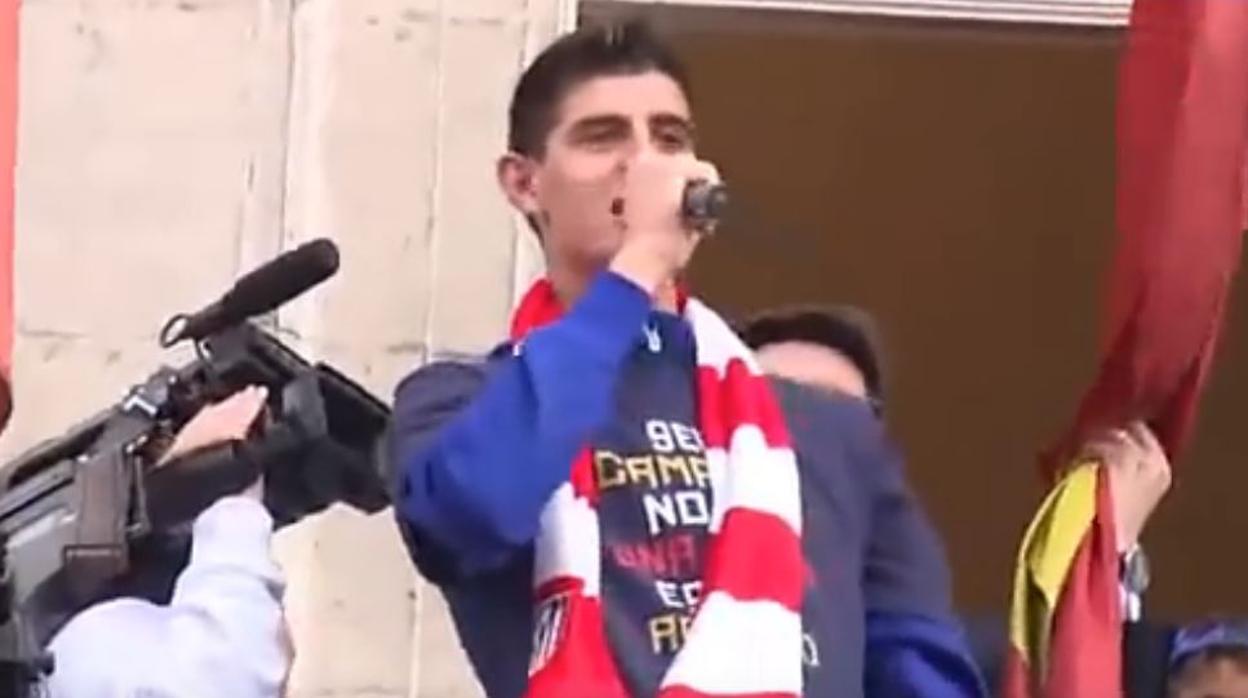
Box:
[160,386,268,500]
[1081,421,1172,552]
[50,381,288,698]
[608,152,720,296]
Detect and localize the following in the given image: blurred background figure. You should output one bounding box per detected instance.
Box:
[740,304,884,410]
[1167,619,1248,698]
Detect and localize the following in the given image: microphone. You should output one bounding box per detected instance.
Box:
[607,180,729,230]
[160,238,341,346]
[682,180,729,230]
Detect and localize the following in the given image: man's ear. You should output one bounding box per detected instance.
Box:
[498,152,541,220]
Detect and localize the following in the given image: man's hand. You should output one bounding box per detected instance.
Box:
[161,386,268,500]
[1081,421,1172,553]
[608,152,721,295]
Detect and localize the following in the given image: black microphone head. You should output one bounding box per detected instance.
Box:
[682,181,729,230]
[227,238,340,318]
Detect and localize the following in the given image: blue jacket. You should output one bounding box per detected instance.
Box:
[390,271,987,697]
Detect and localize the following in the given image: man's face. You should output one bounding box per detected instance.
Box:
[500,71,694,272]
[1170,657,1248,698]
[755,341,869,401]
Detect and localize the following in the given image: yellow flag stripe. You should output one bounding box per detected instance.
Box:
[1007,461,1101,677]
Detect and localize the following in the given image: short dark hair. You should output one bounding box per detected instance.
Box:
[508,20,691,158]
[739,305,886,404]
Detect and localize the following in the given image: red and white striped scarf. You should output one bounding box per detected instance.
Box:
[513,279,805,698]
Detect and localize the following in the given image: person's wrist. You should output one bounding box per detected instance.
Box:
[609,243,666,297]
[242,474,265,501]
[1115,498,1155,554]
[1116,524,1136,554]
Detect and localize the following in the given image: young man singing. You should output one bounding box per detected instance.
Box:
[391,22,985,698]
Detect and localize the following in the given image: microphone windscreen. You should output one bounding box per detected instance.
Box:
[226,238,340,318]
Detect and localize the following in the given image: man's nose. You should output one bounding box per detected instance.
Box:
[618,129,662,172]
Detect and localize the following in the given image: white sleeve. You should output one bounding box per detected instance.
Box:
[46,496,290,698]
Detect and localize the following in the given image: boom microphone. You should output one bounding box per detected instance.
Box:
[161,238,340,346]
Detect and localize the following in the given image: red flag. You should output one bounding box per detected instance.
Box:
[0,0,16,431]
[1061,0,1248,461]
[1005,1,1248,696]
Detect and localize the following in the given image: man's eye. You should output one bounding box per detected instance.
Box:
[657,131,691,150]
[579,129,620,145]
